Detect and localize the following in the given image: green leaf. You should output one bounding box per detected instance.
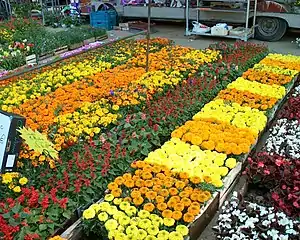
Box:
[2,213,11,219]
[12,204,21,214]
[63,211,71,219]
[39,224,48,231]
[124,123,131,128]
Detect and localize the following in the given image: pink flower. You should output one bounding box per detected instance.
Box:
[264,169,270,175]
[141,113,146,120]
[275,159,284,166]
[258,161,264,168]
[272,192,280,201]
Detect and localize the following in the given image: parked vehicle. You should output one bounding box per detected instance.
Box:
[81,0,300,41]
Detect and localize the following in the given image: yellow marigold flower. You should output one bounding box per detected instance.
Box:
[98,212,108,222]
[226,158,237,169]
[19,177,28,185]
[13,186,21,193]
[163,217,175,227]
[83,208,96,220]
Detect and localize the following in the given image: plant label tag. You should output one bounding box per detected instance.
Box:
[0,111,25,173]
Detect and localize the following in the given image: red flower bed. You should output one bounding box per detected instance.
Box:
[246,152,300,217]
[278,96,300,121]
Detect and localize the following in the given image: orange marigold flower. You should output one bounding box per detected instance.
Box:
[175,181,186,189]
[135,179,145,188]
[108,182,118,190]
[190,176,202,184]
[111,188,122,198]
[181,197,192,207]
[156,196,165,203]
[132,175,140,181]
[144,180,154,188]
[169,188,179,196]
[135,169,143,176]
[191,202,200,208]
[191,135,203,146]
[198,193,210,203]
[133,196,144,206]
[179,191,190,198]
[153,185,162,192]
[156,173,166,180]
[174,203,185,212]
[130,161,138,168]
[169,196,180,203]
[188,205,200,215]
[124,179,135,188]
[139,187,149,195]
[135,160,145,169]
[152,178,162,185]
[201,140,215,151]
[131,190,142,199]
[184,186,193,193]
[142,172,153,180]
[157,202,168,211]
[203,191,212,199]
[172,211,183,221]
[190,193,200,201]
[159,189,169,197]
[203,176,212,183]
[123,197,132,202]
[152,165,162,173]
[123,173,132,180]
[179,172,189,179]
[167,200,177,209]
[183,213,195,223]
[146,191,157,200]
[144,203,155,212]
[162,209,173,218]
[114,176,124,185]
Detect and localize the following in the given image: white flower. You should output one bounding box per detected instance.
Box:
[278,217,290,226]
[286,229,297,235]
[267,229,280,239]
[244,217,259,228]
[262,220,271,227]
[279,234,289,240]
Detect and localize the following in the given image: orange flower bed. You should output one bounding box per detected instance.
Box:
[107,161,211,223]
[171,118,257,155]
[242,68,294,86]
[216,88,278,110]
[128,46,192,72]
[13,66,146,131]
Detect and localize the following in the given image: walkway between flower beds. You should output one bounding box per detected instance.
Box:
[60,54,300,239]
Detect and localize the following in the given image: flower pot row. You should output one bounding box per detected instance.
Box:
[60,53,300,240]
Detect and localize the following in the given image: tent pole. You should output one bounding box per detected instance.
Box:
[145,0,151,72]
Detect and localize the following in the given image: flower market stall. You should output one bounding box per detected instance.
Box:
[0,36,300,240]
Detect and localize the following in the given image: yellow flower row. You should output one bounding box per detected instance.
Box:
[253,63,298,77]
[227,77,286,99]
[193,99,267,135]
[144,138,236,188]
[263,53,300,64]
[52,99,121,146]
[133,71,182,91]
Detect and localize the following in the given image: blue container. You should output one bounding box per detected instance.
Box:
[90,11,117,30]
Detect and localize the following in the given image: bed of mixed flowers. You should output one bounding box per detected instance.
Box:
[1,38,300,240]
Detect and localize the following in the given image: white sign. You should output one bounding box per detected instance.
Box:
[0,113,11,171]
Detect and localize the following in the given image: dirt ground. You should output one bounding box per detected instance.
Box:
[147,22,300,55]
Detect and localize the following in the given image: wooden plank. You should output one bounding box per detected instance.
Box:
[188,193,220,240]
[83,38,96,45]
[54,46,69,56]
[219,162,242,208]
